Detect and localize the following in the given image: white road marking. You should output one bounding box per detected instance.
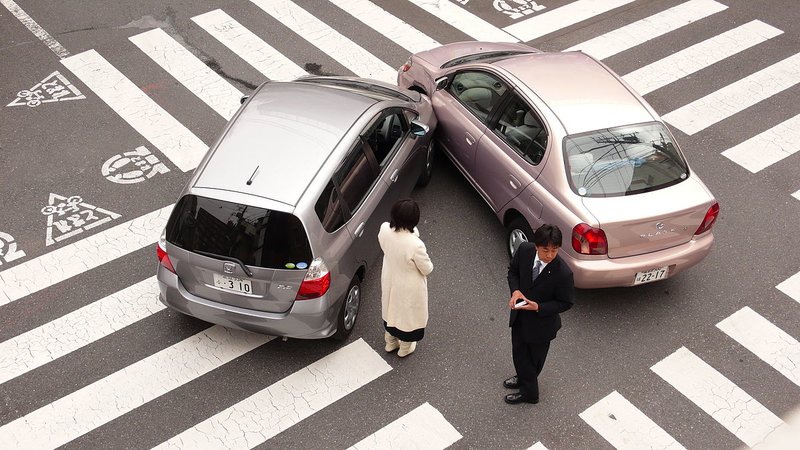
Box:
[129,28,242,120]
[0,326,272,449]
[777,271,800,305]
[405,0,517,43]
[622,20,782,95]
[0,205,172,306]
[717,307,800,388]
[1,0,69,58]
[503,0,637,42]
[527,443,549,450]
[347,402,462,450]
[662,52,800,135]
[793,189,800,201]
[565,0,728,60]
[61,50,208,172]
[155,338,391,449]
[249,0,396,84]
[0,277,163,385]
[720,113,800,173]
[651,347,785,447]
[191,9,307,81]
[329,0,440,54]
[580,390,685,450]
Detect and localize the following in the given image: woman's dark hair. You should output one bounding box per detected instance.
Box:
[390,199,420,232]
[532,224,562,247]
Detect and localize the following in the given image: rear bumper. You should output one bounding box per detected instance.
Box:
[565,232,714,289]
[157,267,338,339]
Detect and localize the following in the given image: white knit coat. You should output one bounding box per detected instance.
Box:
[378,222,433,332]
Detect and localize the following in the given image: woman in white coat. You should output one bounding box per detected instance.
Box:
[378,199,433,357]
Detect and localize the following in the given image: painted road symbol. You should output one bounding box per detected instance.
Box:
[492,0,545,19]
[41,194,121,246]
[0,232,26,265]
[101,146,170,184]
[7,71,85,108]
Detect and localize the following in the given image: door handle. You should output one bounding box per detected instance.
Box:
[355,222,365,238]
[465,133,475,145]
[509,175,520,190]
[390,169,399,183]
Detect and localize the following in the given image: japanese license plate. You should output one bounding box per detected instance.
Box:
[213,273,252,294]
[634,266,669,285]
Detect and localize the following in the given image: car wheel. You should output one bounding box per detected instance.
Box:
[415,139,435,187]
[506,217,533,258]
[332,277,361,341]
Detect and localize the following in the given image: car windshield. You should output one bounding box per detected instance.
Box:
[564,123,689,197]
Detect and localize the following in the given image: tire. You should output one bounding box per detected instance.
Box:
[415,139,435,188]
[506,217,534,259]
[332,277,361,341]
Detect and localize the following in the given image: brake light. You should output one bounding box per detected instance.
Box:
[156,230,176,274]
[572,223,608,255]
[694,202,720,235]
[399,57,412,72]
[296,257,330,300]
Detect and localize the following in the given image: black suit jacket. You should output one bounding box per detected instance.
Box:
[507,243,574,343]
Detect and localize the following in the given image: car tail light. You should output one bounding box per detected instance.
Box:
[156,229,176,274]
[694,202,720,235]
[572,223,608,255]
[296,257,330,300]
[399,57,412,72]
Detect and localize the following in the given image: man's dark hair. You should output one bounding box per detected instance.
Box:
[532,224,562,247]
[390,198,420,232]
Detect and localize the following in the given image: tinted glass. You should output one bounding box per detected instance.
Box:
[448,71,507,122]
[335,144,379,214]
[564,123,689,198]
[440,51,534,68]
[166,195,312,268]
[365,111,408,167]
[492,95,547,165]
[315,180,345,232]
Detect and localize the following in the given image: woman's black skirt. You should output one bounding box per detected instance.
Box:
[384,321,424,342]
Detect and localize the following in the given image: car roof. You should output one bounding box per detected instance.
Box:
[494,52,655,134]
[194,81,378,206]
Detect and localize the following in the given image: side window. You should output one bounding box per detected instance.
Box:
[364,110,409,168]
[448,71,508,122]
[314,180,345,232]
[335,143,379,215]
[492,95,548,165]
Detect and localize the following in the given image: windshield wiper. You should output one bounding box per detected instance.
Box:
[195,250,253,277]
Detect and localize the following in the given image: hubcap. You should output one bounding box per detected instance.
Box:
[509,229,528,256]
[343,285,360,330]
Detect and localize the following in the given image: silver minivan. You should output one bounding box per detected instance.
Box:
[156,76,437,339]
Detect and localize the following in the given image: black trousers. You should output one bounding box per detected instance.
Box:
[511,327,551,401]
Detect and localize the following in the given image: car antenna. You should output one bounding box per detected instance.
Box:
[246,165,259,185]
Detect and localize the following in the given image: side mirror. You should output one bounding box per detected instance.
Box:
[434,77,448,91]
[240,95,249,105]
[410,120,429,137]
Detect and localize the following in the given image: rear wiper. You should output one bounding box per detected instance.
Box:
[195,250,253,277]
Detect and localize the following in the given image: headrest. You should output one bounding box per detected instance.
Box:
[523,111,538,127]
[461,87,492,109]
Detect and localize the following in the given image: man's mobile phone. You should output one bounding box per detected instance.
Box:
[514,299,527,308]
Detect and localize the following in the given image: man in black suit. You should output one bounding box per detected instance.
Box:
[504,224,574,404]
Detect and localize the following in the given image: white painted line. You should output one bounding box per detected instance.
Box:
[0,205,172,306]
[191,9,307,81]
[717,307,800,388]
[580,390,685,450]
[504,0,637,42]
[793,189,800,201]
[651,347,784,447]
[777,271,800,305]
[155,338,390,449]
[61,50,207,172]
[329,0,440,54]
[249,0,397,84]
[0,277,163,385]
[347,402,462,450]
[1,0,69,58]
[623,20,782,95]
[565,0,727,60]
[721,113,800,173]
[527,443,549,450]
[663,52,800,135]
[405,0,516,43]
[129,28,242,120]
[0,326,272,449]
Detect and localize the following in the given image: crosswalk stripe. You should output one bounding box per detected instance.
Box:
[347,402,461,450]
[793,189,800,201]
[720,113,800,173]
[651,347,784,447]
[191,9,307,81]
[622,20,782,95]
[61,50,208,172]
[249,0,396,84]
[0,326,272,449]
[405,0,516,43]
[527,443,549,450]
[662,52,800,136]
[329,0,440,54]
[0,205,171,306]
[717,307,800,388]
[777,271,800,304]
[0,277,163,385]
[580,390,685,450]
[129,28,242,120]
[503,0,637,43]
[565,0,728,60]
[154,338,391,449]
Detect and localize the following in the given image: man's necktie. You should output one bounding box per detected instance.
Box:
[532,260,542,283]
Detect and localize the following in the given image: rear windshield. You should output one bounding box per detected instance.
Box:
[440,51,534,68]
[564,123,689,197]
[166,195,312,269]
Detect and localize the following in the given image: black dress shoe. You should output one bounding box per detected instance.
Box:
[504,392,538,405]
[503,376,519,389]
